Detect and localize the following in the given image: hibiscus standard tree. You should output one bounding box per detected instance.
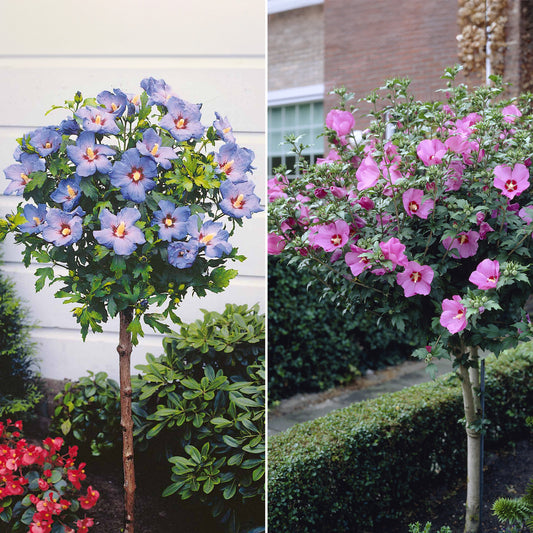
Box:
[268,66,533,533]
[0,77,262,533]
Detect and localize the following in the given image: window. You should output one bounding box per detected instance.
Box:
[268,100,324,177]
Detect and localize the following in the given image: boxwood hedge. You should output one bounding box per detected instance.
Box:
[268,343,533,532]
[268,256,424,401]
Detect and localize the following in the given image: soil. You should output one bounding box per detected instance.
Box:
[85,458,221,533]
[401,437,533,533]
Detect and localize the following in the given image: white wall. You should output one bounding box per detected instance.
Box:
[0,0,266,380]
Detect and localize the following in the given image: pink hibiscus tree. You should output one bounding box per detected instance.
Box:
[268,67,533,533]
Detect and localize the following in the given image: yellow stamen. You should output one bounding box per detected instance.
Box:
[61,226,71,237]
[94,115,102,125]
[200,233,215,244]
[131,170,142,182]
[221,160,234,174]
[223,126,231,134]
[454,310,464,319]
[164,216,174,227]
[33,216,41,225]
[132,95,140,105]
[111,103,118,111]
[459,234,469,245]
[86,147,95,160]
[20,173,31,184]
[176,118,185,129]
[115,221,126,237]
[232,194,244,209]
[45,142,52,149]
[506,180,517,191]
[330,234,342,246]
[150,143,159,156]
[66,185,77,199]
[410,271,422,283]
[409,201,419,212]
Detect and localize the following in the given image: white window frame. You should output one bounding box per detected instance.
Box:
[268,84,325,177]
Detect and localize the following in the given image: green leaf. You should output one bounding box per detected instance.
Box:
[162,482,182,497]
[60,419,72,435]
[23,170,47,192]
[211,267,238,290]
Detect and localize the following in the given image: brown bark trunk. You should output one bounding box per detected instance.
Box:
[118,308,135,533]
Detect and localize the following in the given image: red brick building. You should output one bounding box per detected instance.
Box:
[268,0,533,174]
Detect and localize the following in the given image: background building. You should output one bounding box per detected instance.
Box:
[268,0,533,174]
[0,0,266,381]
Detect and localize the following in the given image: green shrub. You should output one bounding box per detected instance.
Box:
[268,343,533,532]
[49,370,122,459]
[268,256,424,401]
[134,303,265,533]
[0,268,41,417]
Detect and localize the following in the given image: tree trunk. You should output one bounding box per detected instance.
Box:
[456,345,482,533]
[118,308,135,533]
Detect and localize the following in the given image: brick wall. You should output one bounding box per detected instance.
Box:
[268,4,324,91]
[324,0,483,124]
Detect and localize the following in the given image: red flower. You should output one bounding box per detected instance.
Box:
[78,485,100,510]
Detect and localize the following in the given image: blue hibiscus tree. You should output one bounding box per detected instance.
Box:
[0,77,262,533]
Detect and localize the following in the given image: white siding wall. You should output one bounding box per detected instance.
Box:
[0,1,266,380]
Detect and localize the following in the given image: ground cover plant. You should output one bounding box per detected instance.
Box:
[0,77,262,533]
[269,66,533,532]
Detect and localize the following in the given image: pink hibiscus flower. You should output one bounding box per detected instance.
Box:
[380,237,409,269]
[268,233,286,255]
[396,261,434,297]
[502,104,522,124]
[356,155,380,191]
[326,109,355,137]
[469,258,499,290]
[444,160,464,191]
[493,163,530,199]
[440,295,467,334]
[345,246,372,276]
[402,189,434,219]
[309,220,350,252]
[316,149,341,165]
[417,139,446,166]
[442,230,480,258]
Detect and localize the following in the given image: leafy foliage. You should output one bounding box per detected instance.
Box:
[492,477,533,531]
[0,79,261,343]
[0,267,41,418]
[268,255,423,401]
[269,67,533,360]
[49,371,121,460]
[268,343,533,532]
[134,303,265,533]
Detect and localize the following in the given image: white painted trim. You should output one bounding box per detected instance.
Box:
[268,84,324,106]
[268,0,323,14]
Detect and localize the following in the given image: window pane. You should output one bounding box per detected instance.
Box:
[270,107,282,129]
[268,100,324,177]
[298,103,311,124]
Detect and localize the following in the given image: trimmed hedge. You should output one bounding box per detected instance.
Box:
[268,256,424,402]
[0,267,41,417]
[268,343,533,532]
